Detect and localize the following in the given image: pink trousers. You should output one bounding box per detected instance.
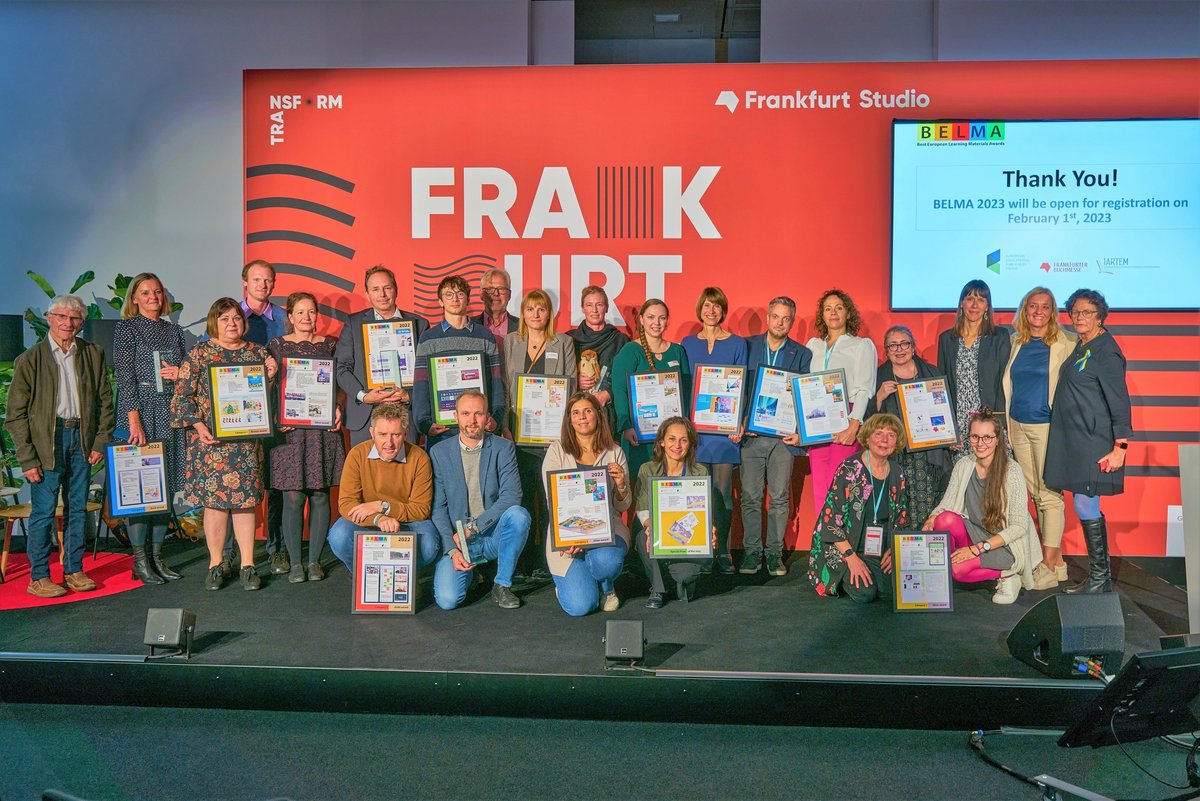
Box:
[933,510,1002,583]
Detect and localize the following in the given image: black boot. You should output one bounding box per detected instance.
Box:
[150,543,182,580]
[131,546,166,585]
[1065,517,1112,594]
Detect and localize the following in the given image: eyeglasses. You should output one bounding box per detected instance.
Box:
[440,290,468,299]
[1069,309,1099,319]
[968,434,997,444]
[481,287,511,295]
[885,341,913,351]
[47,312,84,325]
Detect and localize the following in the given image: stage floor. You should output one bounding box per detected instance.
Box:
[0,538,1185,680]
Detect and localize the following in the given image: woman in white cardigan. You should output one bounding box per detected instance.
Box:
[541,392,631,616]
[924,410,1040,604]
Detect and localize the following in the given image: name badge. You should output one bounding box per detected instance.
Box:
[545,352,558,361]
[864,526,884,557]
[667,360,679,367]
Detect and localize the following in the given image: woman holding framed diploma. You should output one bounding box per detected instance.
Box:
[804,289,878,510]
[635,416,717,609]
[924,410,1041,605]
[113,272,187,585]
[681,286,746,575]
[267,292,346,583]
[863,324,951,526]
[502,289,577,578]
[808,414,909,604]
[1002,287,1075,590]
[171,298,277,592]
[611,299,691,483]
[541,392,630,615]
[936,280,1011,458]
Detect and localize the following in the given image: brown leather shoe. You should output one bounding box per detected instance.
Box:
[27,577,67,598]
[64,571,97,592]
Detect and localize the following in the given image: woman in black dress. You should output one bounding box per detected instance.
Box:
[113,273,187,584]
[268,292,346,582]
[1044,289,1131,594]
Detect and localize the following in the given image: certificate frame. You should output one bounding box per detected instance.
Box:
[363,319,416,389]
[429,352,488,427]
[891,531,954,613]
[895,376,958,451]
[628,370,683,444]
[207,361,274,441]
[352,531,417,614]
[546,467,616,551]
[513,374,575,447]
[689,364,746,434]
[791,368,851,446]
[649,475,713,560]
[104,440,170,519]
[278,356,337,429]
[746,365,802,438]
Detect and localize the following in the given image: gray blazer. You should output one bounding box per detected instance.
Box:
[335,307,430,434]
[501,332,578,418]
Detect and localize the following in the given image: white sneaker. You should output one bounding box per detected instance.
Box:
[992,574,1019,605]
[1030,562,1059,591]
[601,590,620,612]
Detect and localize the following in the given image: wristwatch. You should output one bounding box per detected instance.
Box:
[841,548,855,559]
[1115,441,1128,450]
[380,500,391,516]
[980,541,992,553]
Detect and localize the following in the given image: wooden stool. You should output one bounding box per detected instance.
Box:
[0,501,105,583]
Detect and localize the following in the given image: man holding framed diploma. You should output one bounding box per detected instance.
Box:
[363,319,416,391]
[791,369,851,447]
[429,353,489,428]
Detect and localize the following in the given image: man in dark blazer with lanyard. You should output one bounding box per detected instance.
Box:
[736,296,813,577]
[336,265,430,447]
[428,390,530,610]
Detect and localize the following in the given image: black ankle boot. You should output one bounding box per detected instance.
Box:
[131,546,166,585]
[150,543,182,580]
[1065,517,1112,594]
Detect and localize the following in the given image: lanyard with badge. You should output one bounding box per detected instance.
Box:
[864,474,886,557]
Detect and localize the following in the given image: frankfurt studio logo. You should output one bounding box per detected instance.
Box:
[715,90,739,113]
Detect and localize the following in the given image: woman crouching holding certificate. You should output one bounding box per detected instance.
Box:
[923,410,1041,605]
[541,392,630,615]
[807,414,909,604]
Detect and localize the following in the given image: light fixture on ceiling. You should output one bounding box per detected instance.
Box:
[653,13,681,23]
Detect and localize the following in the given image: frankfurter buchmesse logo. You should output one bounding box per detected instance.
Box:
[986,249,1001,275]
[919,121,1005,141]
[715,91,739,113]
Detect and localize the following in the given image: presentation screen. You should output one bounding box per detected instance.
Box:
[890,118,1200,311]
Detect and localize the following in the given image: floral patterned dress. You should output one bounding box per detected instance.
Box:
[267,336,345,490]
[170,339,268,510]
[952,337,982,457]
[808,454,910,597]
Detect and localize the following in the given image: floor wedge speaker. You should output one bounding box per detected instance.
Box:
[1007,594,1125,678]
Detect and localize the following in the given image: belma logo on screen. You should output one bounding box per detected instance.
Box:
[918,121,1005,141]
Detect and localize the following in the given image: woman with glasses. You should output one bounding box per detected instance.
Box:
[864,325,951,526]
[1044,289,1131,594]
[924,410,1040,605]
[936,280,1011,457]
[1002,287,1076,590]
[113,273,187,584]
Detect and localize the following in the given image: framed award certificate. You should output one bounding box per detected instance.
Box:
[352,531,417,614]
[649,475,713,559]
[363,320,416,389]
[513,374,574,446]
[430,353,487,427]
[690,364,745,434]
[547,467,616,551]
[746,365,801,438]
[104,441,170,518]
[628,371,683,444]
[892,532,954,612]
[791,369,850,446]
[278,357,337,429]
[208,362,273,440]
[896,376,957,451]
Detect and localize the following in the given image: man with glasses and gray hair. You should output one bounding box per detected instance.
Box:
[470,267,518,351]
[6,295,115,598]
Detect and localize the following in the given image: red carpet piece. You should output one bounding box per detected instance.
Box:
[0,551,139,611]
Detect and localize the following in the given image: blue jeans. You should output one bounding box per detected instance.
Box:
[433,506,530,610]
[326,516,442,572]
[552,540,628,617]
[28,424,91,581]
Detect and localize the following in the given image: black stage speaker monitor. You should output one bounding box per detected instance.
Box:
[603,620,644,661]
[1007,594,1125,678]
[144,607,196,651]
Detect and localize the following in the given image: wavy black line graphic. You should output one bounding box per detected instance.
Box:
[274,262,356,292]
[246,164,355,192]
[412,254,497,275]
[247,230,355,260]
[246,197,355,226]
